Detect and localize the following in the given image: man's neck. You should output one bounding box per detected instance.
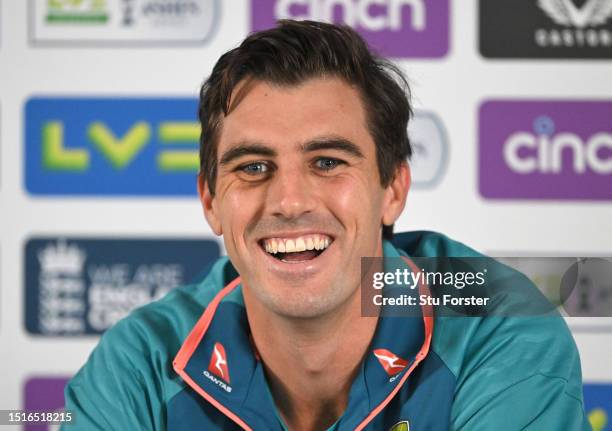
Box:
[244,290,378,431]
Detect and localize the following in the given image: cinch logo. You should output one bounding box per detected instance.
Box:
[479,100,612,200]
[373,348,409,376]
[251,0,449,58]
[480,0,612,58]
[274,0,426,31]
[504,116,612,175]
[25,97,201,195]
[208,342,230,384]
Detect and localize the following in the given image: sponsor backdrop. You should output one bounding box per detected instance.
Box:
[24,238,219,335]
[0,0,611,428]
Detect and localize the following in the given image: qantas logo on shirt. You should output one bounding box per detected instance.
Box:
[373,348,409,376]
[208,342,230,384]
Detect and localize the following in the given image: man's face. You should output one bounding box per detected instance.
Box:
[201,77,407,318]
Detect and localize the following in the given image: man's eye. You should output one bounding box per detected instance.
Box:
[239,162,269,175]
[314,158,344,171]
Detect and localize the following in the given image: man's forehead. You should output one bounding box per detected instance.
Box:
[227,75,360,110]
[218,77,373,153]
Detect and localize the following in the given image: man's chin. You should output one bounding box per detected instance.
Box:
[258,296,343,320]
[244,277,358,320]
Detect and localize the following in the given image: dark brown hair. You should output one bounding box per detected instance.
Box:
[199,20,412,240]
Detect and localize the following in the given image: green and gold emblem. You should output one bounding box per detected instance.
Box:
[389,420,410,431]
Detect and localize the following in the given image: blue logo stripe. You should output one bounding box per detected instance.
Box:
[25,97,201,195]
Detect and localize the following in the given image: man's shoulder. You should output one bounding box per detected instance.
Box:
[72,255,236,382]
[392,230,483,258]
[395,231,587,427]
[65,255,237,419]
[399,232,586,423]
[434,311,586,427]
[101,255,237,349]
[432,313,581,384]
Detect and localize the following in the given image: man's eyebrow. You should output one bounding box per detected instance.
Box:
[219,143,277,166]
[302,137,365,158]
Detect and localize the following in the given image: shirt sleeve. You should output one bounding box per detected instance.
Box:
[60,317,166,431]
[452,373,591,430]
[446,316,591,431]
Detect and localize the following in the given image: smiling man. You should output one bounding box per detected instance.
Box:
[63,21,590,431]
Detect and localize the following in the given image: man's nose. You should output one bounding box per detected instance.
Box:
[265,166,317,220]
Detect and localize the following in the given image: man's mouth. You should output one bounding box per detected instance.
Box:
[260,234,333,263]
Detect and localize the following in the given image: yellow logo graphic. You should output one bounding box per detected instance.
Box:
[588,408,608,431]
[47,0,108,24]
[389,421,410,431]
[41,121,200,172]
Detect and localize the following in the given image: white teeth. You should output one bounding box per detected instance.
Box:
[263,235,332,255]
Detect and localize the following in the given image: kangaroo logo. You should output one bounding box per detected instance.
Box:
[207,342,230,384]
[373,349,409,376]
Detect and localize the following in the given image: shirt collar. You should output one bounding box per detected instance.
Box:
[173,241,433,431]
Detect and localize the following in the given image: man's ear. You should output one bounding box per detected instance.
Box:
[198,174,222,236]
[381,162,410,226]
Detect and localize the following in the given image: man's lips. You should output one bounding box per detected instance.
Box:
[258,234,334,263]
[261,234,333,254]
